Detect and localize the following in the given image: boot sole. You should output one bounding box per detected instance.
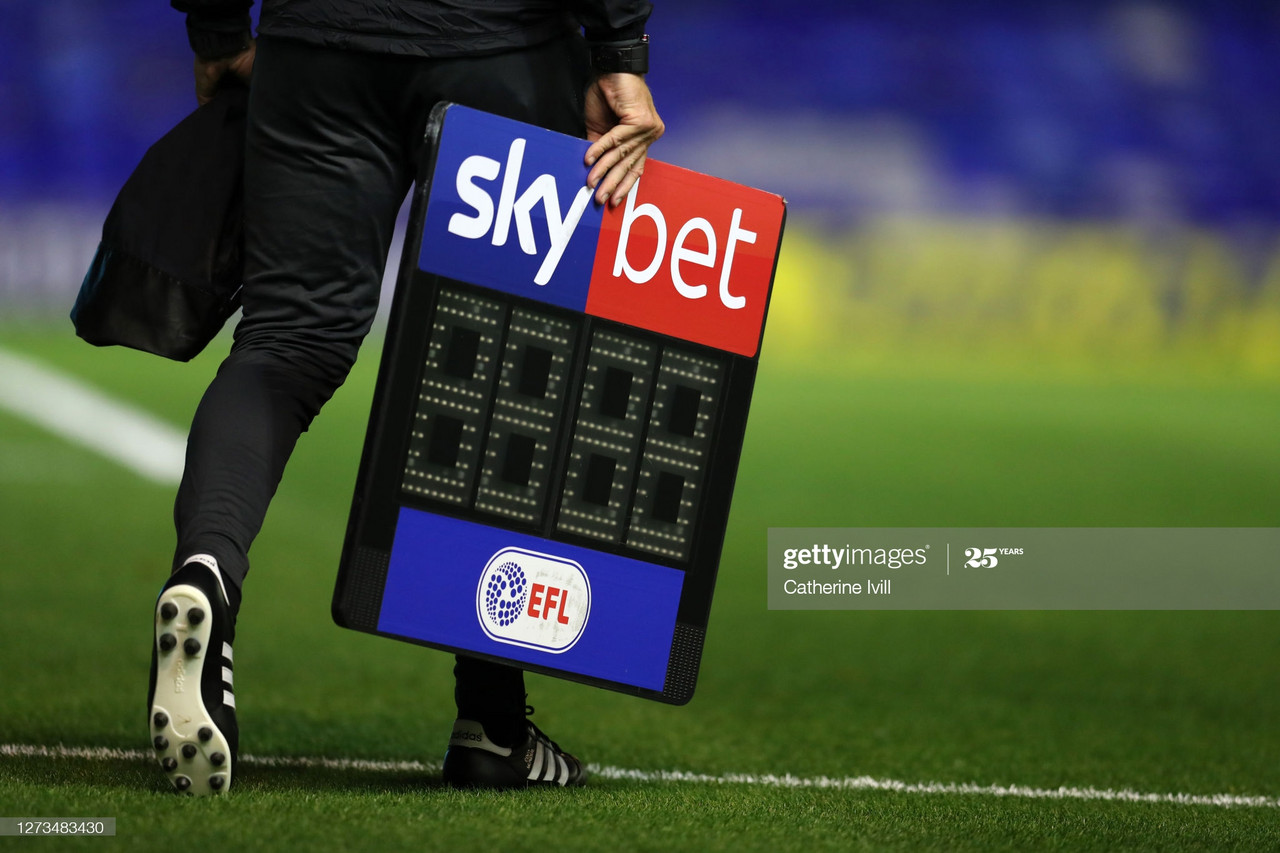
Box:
[150,584,233,795]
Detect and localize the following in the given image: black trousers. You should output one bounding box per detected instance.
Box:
[173,33,590,721]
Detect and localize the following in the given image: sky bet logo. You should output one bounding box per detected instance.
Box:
[420,106,786,357]
[446,137,593,288]
[476,547,591,654]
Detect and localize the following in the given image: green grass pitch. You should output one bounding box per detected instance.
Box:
[1,323,1278,851]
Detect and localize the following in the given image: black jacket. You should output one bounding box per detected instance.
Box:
[171,0,650,60]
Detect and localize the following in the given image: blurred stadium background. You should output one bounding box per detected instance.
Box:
[3,4,1279,848]
[2,0,1280,378]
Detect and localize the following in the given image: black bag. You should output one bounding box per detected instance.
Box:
[71,84,248,362]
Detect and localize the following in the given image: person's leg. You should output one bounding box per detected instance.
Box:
[410,34,589,748]
[173,37,415,595]
[404,33,594,785]
[153,36,414,796]
[451,657,529,744]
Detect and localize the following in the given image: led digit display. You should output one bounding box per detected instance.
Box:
[402,288,506,505]
[474,306,579,525]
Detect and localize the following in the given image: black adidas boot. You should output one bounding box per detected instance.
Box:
[147,556,238,795]
[442,717,587,789]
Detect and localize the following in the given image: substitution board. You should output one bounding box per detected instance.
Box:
[333,103,785,703]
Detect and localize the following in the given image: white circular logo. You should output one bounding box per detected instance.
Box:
[476,547,591,653]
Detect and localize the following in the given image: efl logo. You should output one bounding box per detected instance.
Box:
[476,547,591,653]
[420,105,785,357]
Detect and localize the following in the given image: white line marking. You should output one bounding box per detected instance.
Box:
[3,743,1276,809]
[0,346,185,484]
[589,765,1280,808]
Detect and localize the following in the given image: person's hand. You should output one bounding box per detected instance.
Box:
[584,72,665,207]
[194,40,256,106]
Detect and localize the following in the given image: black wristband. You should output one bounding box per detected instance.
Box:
[589,35,649,75]
[185,11,253,60]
